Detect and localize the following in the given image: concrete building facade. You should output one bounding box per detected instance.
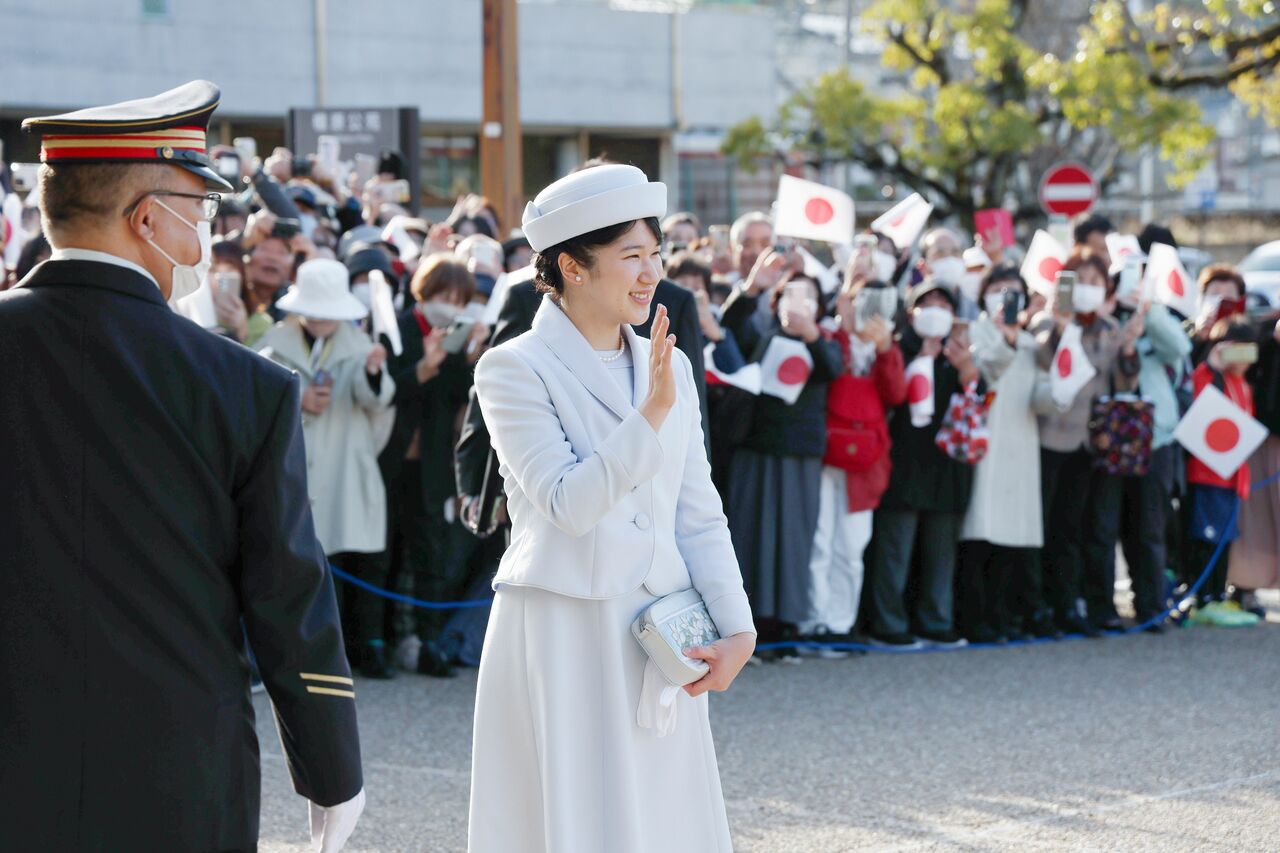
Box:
[0,0,777,223]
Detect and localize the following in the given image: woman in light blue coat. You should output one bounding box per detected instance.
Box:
[468,165,756,853]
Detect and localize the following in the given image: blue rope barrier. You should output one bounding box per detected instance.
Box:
[328,564,492,610]
[330,470,1280,645]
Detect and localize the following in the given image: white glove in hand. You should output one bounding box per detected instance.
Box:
[309,787,366,853]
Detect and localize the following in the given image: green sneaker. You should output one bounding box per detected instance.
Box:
[1187,603,1215,626]
[1207,601,1261,627]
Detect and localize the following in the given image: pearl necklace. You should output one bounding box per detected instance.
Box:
[598,334,626,363]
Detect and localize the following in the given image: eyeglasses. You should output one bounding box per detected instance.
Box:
[124,191,222,222]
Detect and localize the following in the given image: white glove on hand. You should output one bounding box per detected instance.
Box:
[309,787,366,853]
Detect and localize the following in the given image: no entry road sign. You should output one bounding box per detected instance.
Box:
[1039,163,1097,217]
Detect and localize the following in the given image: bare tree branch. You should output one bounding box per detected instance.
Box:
[1151,49,1280,91]
[885,22,950,85]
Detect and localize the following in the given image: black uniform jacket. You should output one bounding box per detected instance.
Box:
[454,277,710,500]
[0,259,362,851]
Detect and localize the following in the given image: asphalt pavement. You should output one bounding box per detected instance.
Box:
[256,592,1279,853]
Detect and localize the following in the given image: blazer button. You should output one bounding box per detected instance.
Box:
[633,512,651,530]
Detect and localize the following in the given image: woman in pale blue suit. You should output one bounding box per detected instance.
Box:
[468,165,756,853]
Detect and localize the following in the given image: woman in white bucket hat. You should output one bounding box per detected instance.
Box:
[468,164,756,852]
[256,258,397,675]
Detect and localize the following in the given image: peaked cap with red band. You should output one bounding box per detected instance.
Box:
[21,80,233,191]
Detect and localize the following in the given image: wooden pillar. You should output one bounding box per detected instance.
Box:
[481,0,524,238]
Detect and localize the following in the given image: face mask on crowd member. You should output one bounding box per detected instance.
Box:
[503,238,533,273]
[921,228,966,289]
[409,254,478,332]
[912,304,954,339]
[1072,283,1106,314]
[874,250,898,283]
[421,300,462,329]
[959,246,990,304]
[1062,252,1113,322]
[907,278,958,341]
[349,276,372,311]
[978,266,1030,330]
[982,287,1026,323]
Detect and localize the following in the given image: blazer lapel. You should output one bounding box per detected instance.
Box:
[532,294,633,421]
[623,322,649,409]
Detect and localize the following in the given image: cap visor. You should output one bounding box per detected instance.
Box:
[182,162,234,192]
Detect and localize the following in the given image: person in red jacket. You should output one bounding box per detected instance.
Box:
[1186,321,1261,627]
[800,279,907,652]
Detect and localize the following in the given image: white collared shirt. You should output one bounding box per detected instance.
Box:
[49,247,159,292]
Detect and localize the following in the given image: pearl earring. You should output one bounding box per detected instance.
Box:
[575,275,582,282]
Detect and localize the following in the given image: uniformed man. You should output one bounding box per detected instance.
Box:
[0,81,364,851]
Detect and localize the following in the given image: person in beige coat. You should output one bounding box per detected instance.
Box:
[957,266,1057,641]
[257,258,395,670]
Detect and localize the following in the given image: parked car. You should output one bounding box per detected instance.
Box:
[1241,240,1280,308]
[1179,246,1212,283]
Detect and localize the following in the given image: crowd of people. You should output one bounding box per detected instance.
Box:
[3,146,1277,679]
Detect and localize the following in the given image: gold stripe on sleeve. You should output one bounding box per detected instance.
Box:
[300,672,355,686]
[305,685,357,699]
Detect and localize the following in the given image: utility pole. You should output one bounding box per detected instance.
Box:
[481,0,524,238]
[844,0,854,70]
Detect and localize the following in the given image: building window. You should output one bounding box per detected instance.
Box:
[420,136,479,214]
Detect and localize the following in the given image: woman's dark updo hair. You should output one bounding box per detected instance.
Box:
[533,216,663,298]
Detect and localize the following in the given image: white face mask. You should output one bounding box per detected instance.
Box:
[928,256,966,286]
[874,250,898,283]
[1072,283,1106,314]
[912,305,954,339]
[984,293,1005,318]
[421,300,461,329]
[958,271,984,303]
[351,282,372,310]
[148,198,211,305]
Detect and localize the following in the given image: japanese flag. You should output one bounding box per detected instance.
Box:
[1020,230,1068,299]
[1145,243,1197,319]
[871,193,933,253]
[704,343,762,394]
[773,175,855,245]
[1049,322,1097,408]
[904,355,935,427]
[1174,384,1267,481]
[368,270,403,356]
[1105,233,1145,268]
[759,336,813,405]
